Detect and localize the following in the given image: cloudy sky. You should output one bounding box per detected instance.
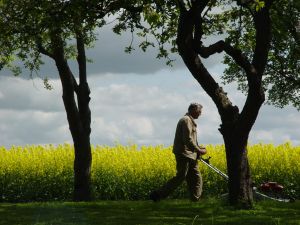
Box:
[0,25,299,148]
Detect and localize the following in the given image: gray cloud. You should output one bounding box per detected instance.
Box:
[0,24,226,80]
[86,27,225,75]
[0,109,71,146]
[0,76,71,146]
[0,77,63,112]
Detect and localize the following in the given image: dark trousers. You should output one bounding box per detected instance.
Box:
[156,155,203,201]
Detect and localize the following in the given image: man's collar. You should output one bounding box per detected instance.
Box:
[185,113,197,127]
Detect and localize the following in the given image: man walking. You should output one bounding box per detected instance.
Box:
[150,103,207,202]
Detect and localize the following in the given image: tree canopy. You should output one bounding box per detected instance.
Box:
[219,0,300,109]
[0,0,144,78]
[122,0,300,110]
[1,1,299,108]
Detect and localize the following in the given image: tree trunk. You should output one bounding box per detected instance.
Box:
[175,4,268,208]
[73,34,92,201]
[73,81,92,201]
[51,32,92,201]
[221,123,253,207]
[73,133,92,201]
[58,62,92,201]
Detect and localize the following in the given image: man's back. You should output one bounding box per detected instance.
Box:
[173,114,199,160]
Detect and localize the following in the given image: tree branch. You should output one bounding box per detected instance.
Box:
[91,1,143,20]
[273,54,300,87]
[72,75,79,94]
[36,38,54,58]
[252,7,271,76]
[76,31,87,85]
[50,31,79,93]
[176,0,187,12]
[191,0,209,42]
[202,0,217,18]
[176,6,239,124]
[194,40,255,75]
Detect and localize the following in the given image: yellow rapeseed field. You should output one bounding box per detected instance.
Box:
[0,143,299,201]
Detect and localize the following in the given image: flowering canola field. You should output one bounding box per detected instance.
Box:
[0,143,299,202]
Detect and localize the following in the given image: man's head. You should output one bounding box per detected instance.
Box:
[188,103,203,119]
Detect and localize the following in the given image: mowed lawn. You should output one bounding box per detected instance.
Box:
[0,199,300,225]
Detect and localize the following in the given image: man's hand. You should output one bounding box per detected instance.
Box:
[196,146,207,159]
[199,146,207,155]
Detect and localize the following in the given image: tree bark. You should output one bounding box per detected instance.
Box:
[74,33,92,201]
[49,32,92,201]
[220,121,253,207]
[72,80,92,201]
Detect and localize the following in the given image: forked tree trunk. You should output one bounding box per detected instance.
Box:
[50,32,92,201]
[57,60,92,201]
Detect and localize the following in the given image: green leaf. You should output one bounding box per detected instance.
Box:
[254,0,265,11]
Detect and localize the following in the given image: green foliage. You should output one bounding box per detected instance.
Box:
[253,0,265,11]
[136,0,299,110]
[0,1,64,75]
[1,0,298,108]
[0,0,119,78]
[43,78,54,90]
[112,1,179,65]
[264,0,300,109]
[215,0,300,109]
[0,143,299,202]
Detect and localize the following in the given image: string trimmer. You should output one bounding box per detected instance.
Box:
[199,156,294,202]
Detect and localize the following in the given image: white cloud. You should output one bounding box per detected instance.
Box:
[0,76,63,112]
[125,117,154,137]
[0,109,71,146]
[0,62,299,148]
[250,129,299,146]
[250,104,300,145]
[251,130,274,142]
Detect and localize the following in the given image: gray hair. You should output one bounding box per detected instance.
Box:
[188,103,203,113]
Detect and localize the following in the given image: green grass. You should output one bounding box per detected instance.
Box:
[0,199,300,225]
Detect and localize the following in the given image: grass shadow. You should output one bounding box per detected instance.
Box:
[0,198,299,225]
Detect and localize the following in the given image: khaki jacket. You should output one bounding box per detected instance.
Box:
[172,113,201,160]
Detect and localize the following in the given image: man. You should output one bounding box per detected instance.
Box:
[150,103,207,202]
